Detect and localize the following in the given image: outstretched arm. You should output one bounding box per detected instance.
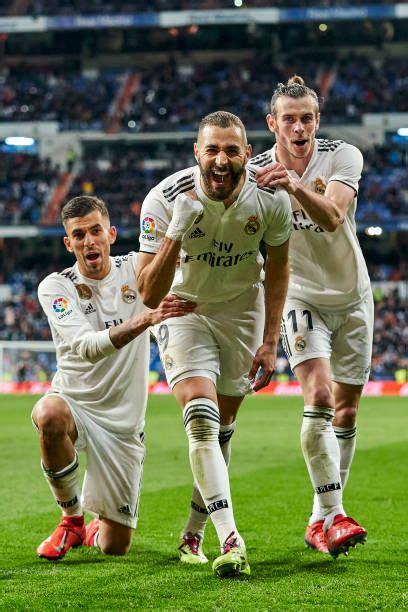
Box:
[109,294,196,349]
[249,239,290,391]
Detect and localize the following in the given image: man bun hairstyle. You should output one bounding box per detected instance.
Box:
[61,195,110,228]
[198,110,247,145]
[270,75,320,116]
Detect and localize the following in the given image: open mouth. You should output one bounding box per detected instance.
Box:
[211,169,230,184]
[293,139,308,147]
[86,252,99,262]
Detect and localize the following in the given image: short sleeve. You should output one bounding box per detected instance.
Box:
[139,189,171,253]
[263,189,293,247]
[329,143,363,193]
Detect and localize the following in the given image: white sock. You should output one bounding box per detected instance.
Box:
[334,425,357,489]
[183,422,236,539]
[183,399,240,546]
[301,406,344,527]
[42,452,82,517]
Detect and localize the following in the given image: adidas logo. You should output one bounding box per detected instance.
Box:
[84,303,96,315]
[188,227,206,239]
[118,504,132,516]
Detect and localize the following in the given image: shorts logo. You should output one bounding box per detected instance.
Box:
[244,215,260,235]
[295,336,306,351]
[118,504,132,516]
[313,178,326,195]
[52,296,73,319]
[121,284,137,304]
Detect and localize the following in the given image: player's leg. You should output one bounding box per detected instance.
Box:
[281,300,340,552]
[331,293,373,491]
[333,382,363,489]
[32,394,85,560]
[320,298,373,556]
[85,516,133,555]
[81,424,145,556]
[173,377,249,576]
[295,358,344,526]
[181,394,240,560]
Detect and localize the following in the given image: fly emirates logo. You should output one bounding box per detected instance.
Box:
[184,239,255,268]
[293,209,324,233]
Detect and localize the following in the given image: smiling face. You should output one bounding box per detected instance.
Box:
[194,124,251,202]
[267,94,320,165]
[63,210,117,280]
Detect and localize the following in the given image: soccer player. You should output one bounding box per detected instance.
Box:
[33,195,195,561]
[252,76,373,558]
[137,111,292,577]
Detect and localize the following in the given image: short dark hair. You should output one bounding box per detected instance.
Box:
[270,75,320,117]
[197,110,247,145]
[61,195,110,228]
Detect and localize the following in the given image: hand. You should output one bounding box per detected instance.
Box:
[149,294,196,325]
[248,342,276,392]
[255,163,299,195]
[165,193,203,241]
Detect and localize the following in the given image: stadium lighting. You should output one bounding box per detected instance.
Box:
[365,226,383,236]
[5,136,35,146]
[397,128,408,136]
[319,23,328,32]
[234,0,243,6]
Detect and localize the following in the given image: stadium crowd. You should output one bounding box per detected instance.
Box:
[1,143,406,228]
[1,54,408,129]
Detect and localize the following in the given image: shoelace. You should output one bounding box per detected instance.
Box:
[222,531,238,554]
[182,534,201,554]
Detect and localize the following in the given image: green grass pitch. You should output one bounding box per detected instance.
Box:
[0,394,407,610]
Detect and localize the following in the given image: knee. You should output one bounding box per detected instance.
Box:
[99,533,132,556]
[32,397,71,437]
[335,404,357,427]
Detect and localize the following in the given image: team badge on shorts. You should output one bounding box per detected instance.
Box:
[164,354,174,370]
[313,178,326,195]
[244,215,260,235]
[295,335,306,351]
[75,283,92,300]
[121,284,137,304]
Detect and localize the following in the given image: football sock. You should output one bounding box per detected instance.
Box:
[301,405,344,527]
[334,425,357,489]
[42,451,82,517]
[183,422,236,539]
[183,399,239,546]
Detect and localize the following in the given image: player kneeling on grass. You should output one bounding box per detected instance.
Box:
[32,195,195,561]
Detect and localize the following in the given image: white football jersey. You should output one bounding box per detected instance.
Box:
[38,252,149,435]
[139,164,292,303]
[251,139,371,310]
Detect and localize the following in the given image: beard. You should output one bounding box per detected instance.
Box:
[198,158,246,201]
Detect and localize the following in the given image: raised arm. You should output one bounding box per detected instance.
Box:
[249,239,290,391]
[137,193,203,308]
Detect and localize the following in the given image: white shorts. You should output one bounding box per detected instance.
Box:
[280,294,374,385]
[44,392,145,528]
[154,285,265,397]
